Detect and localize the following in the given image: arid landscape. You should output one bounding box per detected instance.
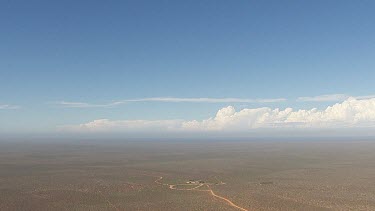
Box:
[1,139,375,210]
[2,1,375,210]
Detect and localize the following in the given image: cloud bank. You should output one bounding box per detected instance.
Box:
[62,97,375,133]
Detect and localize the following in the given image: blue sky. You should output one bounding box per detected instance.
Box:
[1,1,375,136]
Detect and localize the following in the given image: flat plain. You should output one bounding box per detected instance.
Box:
[1,139,375,210]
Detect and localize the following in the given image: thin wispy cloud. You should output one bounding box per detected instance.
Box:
[297,94,348,102]
[0,104,20,110]
[55,101,124,108]
[54,97,287,108]
[355,95,375,100]
[126,97,286,103]
[297,94,375,102]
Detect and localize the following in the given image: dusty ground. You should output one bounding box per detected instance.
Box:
[1,139,375,210]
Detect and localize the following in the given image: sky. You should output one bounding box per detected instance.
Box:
[1,0,375,138]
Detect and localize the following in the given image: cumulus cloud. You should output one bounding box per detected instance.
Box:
[62,97,375,133]
[0,104,20,109]
[54,97,286,108]
[183,97,375,131]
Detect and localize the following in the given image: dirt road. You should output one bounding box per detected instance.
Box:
[154,176,249,211]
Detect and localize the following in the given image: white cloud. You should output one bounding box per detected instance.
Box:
[0,104,20,109]
[62,97,375,133]
[183,97,375,131]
